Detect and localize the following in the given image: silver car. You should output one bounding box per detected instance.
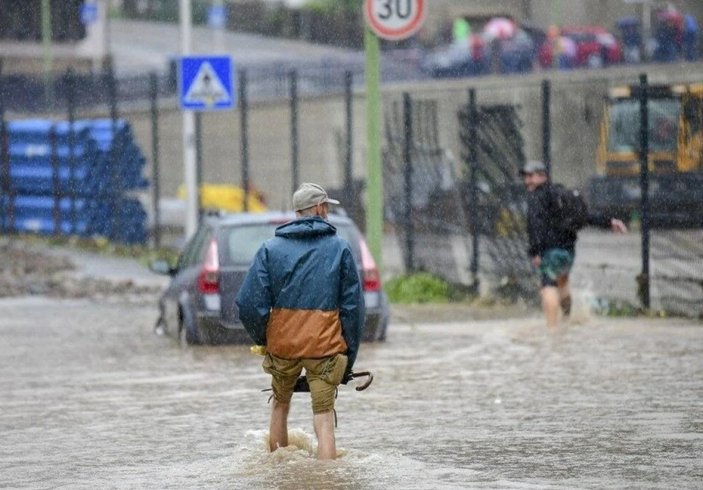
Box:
[150,211,390,345]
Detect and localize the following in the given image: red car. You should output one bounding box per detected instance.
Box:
[539,26,623,68]
[561,26,624,67]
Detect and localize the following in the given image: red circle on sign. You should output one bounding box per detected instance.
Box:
[364,0,426,41]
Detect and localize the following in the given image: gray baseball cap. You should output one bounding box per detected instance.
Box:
[292,182,340,211]
[519,160,547,175]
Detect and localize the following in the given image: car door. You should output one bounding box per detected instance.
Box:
[162,224,212,334]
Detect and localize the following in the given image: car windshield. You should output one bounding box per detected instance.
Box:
[607,98,680,152]
[220,221,358,265]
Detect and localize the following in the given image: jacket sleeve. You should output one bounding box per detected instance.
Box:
[526,195,546,257]
[526,213,541,257]
[338,246,364,371]
[235,246,272,346]
[587,211,612,228]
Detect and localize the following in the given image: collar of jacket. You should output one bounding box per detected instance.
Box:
[275,216,337,239]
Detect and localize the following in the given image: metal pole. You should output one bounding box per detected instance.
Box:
[365,26,383,271]
[642,3,651,63]
[468,88,480,291]
[290,70,299,192]
[402,93,414,273]
[41,0,54,107]
[50,125,61,236]
[344,71,354,220]
[180,0,199,238]
[239,69,249,211]
[149,72,162,249]
[195,111,203,216]
[639,73,651,310]
[212,0,226,53]
[106,63,119,242]
[66,68,77,234]
[0,60,8,233]
[542,79,551,178]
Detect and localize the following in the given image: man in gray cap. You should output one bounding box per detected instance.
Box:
[236,182,364,459]
[520,161,627,327]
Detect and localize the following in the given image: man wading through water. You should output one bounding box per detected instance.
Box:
[236,183,364,460]
[521,161,628,327]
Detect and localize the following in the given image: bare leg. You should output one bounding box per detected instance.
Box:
[313,410,336,460]
[540,286,561,328]
[269,400,290,453]
[558,275,571,317]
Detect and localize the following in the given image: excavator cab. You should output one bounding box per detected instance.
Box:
[591,84,703,227]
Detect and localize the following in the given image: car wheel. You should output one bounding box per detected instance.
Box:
[377,316,389,342]
[178,309,200,346]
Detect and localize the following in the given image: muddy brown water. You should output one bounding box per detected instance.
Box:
[1,296,701,489]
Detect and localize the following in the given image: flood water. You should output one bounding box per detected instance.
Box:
[1,297,701,489]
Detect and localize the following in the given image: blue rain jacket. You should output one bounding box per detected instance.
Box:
[236,217,364,370]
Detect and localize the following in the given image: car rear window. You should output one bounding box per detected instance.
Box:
[220,221,360,266]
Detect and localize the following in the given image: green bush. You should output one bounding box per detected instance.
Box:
[385,273,452,304]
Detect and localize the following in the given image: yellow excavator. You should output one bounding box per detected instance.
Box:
[589,83,703,226]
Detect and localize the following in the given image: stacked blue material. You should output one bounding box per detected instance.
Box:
[1,119,149,244]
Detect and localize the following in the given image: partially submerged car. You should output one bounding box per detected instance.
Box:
[150,211,389,345]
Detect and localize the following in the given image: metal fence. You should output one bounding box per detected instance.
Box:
[0,60,361,249]
[384,95,471,285]
[1,55,421,115]
[3,57,702,317]
[384,77,703,317]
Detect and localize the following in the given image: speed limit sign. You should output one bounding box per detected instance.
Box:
[364,0,426,41]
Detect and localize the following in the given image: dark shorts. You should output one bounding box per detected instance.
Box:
[262,353,348,414]
[539,248,574,287]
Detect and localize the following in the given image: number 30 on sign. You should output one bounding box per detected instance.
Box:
[364,0,426,41]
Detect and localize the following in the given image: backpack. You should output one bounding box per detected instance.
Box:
[551,184,589,233]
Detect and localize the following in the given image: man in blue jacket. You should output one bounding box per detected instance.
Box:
[236,182,364,460]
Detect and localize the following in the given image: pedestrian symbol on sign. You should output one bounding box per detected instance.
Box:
[179,56,235,111]
[183,62,231,109]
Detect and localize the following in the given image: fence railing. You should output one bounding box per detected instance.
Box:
[385,77,703,318]
[2,58,380,115]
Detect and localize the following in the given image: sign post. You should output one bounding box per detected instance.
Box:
[179,0,198,240]
[363,0,425,271]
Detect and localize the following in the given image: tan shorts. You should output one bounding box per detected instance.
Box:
[262,353,348,414]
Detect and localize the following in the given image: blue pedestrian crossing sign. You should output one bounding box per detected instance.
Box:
[179,56,235,111]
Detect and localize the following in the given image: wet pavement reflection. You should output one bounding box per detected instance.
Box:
[1,297,701,489]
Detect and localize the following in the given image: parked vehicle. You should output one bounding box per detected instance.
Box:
[539,26,623,68]
[150,211,390,345]
[420,37,487,78]
[490,29,536,74]
[589,83,703,227]
[421,29,534,78]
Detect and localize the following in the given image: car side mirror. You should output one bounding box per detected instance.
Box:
[149,259,177,276]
